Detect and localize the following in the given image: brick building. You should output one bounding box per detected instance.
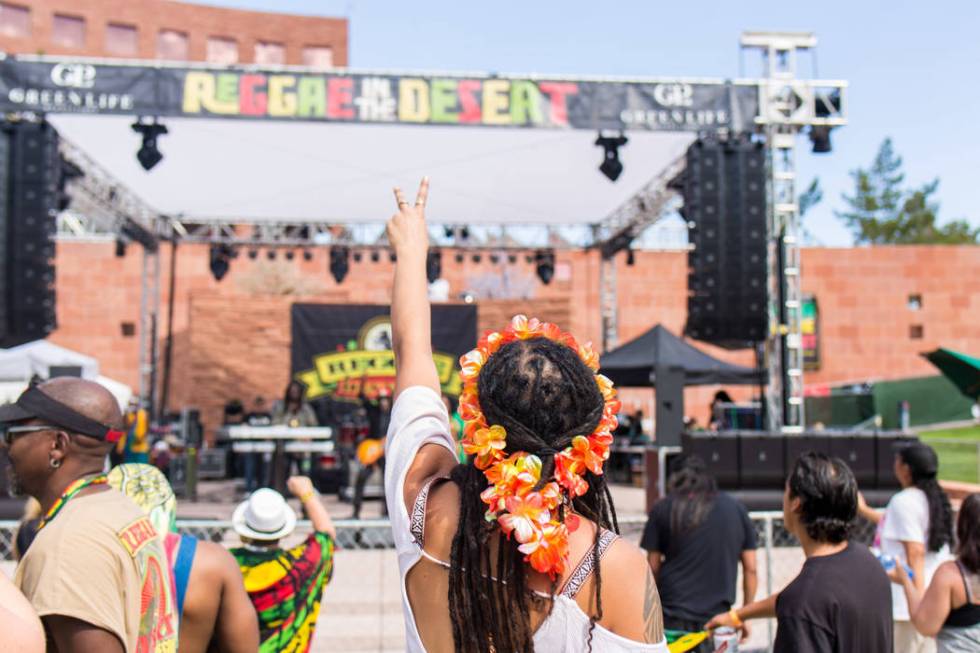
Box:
[0,0,347,67]
[48,240,980,435]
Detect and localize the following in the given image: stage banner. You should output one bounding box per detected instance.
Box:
[290,303,477,402]
[0,57,759,132]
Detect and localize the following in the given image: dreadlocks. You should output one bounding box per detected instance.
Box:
[447,337,619,653]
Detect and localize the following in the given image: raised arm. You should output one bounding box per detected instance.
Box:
[288,476,336,538]
[388,178,440,399]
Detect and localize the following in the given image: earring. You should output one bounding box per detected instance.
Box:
[49,458,61,469]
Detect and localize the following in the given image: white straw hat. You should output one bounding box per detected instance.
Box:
[232,488,297,541]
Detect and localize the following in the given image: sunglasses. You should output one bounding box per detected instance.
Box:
[2,424,60,446]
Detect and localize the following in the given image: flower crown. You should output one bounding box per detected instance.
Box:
[458,315,620,578]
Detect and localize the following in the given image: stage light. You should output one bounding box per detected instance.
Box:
[131,118,168,171]
[455,252,465,264]
[443,225,455,239]
[426,250,442,283]
[370,250,380,263]
[626,248,635,266]
[115,238,127,258]
[353,250,363,263]
[508,254,517,264]
[595,133,628,181]
[285,250,295,261]
[248,249,258,260]
[459,226,470,240]
[302,250,313,262]
[525,254,534,264]
[266,249,277,260]
[472,253,482,264]
[58,157,83,211]
[209,244,233,281]
[330,246,350,283]
[389,250,397,263]
[490,253,500,264]
[535,249,555,285]
[809,126,833,153]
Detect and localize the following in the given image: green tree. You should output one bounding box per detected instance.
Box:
[836,138,977,244]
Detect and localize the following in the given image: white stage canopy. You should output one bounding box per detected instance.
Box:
[51,114,693,227]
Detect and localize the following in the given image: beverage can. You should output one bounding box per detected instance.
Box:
[713,626,739,652]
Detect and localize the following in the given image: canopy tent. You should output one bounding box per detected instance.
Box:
[0,341,132,407]
[51,114,693,227]
[922,347,980,401]
[600,324,763,387]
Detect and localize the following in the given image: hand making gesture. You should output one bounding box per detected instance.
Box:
[386,177,430,261]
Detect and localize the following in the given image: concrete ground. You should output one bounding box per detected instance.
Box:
[3,480,801,652]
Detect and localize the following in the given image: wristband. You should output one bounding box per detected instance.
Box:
[300,489,317,504]
[729,608,743,628]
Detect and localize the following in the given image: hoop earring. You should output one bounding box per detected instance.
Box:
[49,458,61,469]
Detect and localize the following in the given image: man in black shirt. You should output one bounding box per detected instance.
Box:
[641,455,758,651]
[708,452,893,652]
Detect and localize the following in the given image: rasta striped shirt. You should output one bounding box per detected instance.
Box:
[231,533,335,653]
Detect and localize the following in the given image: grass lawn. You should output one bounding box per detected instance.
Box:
[919,424,980,484]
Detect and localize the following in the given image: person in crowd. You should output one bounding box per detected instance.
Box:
[14,496,41,560]
[858,441,954,653]
[642,454,757,650]
[888,492,980,651]
[1,378,177,652]
[0,572,44,653]
[273,381,319,476]
[116,398,150,465]
[442,393,467,463]
[151,439,172,475]
[708,390,733,430]
[223,399,245,426]
[383,178,668,652]
[108,463,259,653]
[352,380,391,519]
[707,451,893,652]
[230,475,336,653]
[243,396,273,492]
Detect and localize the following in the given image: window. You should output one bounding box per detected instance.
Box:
[0,3,30,39]
[302,45,333,70]
[909,325,924,339]
[907,293,922,311]
[156,29,188,60]
[254,41,285,65]
[105,22,138,56]
[52,13,85,49]
[120,322,136,337]
[206,36,238,64]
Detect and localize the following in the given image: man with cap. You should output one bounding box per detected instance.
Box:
[108,463,259,653]
[1,378,177,653]
[231,475,336,653]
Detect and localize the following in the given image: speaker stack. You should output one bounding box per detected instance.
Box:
[684,137,768,346]
[0,120,60,347]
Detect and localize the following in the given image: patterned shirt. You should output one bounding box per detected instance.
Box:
[231,533,335,653]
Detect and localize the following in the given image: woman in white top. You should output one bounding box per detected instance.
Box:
[383,178,668,653]
[859,442,954,653]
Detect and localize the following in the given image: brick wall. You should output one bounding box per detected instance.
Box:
[49,241,980,435]
[0,0,348,66]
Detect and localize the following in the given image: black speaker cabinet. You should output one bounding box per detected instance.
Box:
[739,434,786,488]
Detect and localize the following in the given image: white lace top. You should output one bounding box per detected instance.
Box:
[384,386,669,653]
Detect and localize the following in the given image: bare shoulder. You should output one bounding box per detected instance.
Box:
[932,560,962,585]
[194,540,245,584]
[601,537,664,644]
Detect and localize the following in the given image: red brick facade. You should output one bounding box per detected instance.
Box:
[0,0,348,66]
[48,242,980,435]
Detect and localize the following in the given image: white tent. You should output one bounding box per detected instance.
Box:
[0,341,132,408]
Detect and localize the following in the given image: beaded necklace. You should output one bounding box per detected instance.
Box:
[36,474,108,531]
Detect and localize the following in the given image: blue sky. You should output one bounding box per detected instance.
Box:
[202,0,979,246]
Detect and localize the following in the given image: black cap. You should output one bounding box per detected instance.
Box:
[0,386,124,442]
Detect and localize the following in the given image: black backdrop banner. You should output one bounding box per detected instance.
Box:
[0,57,759,132]
[291,303,477,402]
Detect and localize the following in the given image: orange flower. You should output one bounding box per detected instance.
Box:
[477,330,505,356]
[499,492,551,544]
[538,481,563,511]
[508,315,544,340]
[568,435,605,476]
[518,523,569,578]
[578,342,600,372]
[460,349,487,383]
[462,425,507,469]
[554,452,589,497]
[596,374,616,401]
[485,453,541,496]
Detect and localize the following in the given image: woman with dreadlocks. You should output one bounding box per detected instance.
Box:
[382,178,668,653]
[859,441,954,653]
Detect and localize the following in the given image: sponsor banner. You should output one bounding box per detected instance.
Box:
[290,304,477,402]
[0,58,759,131]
